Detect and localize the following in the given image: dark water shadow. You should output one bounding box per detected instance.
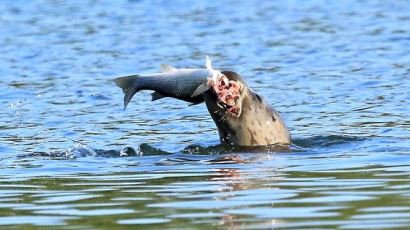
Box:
[292,135,366,149]
[17,135,367,160]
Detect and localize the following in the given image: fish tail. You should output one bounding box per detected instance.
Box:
[113,75,141,110]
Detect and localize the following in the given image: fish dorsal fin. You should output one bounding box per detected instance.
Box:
[160,64,177,72]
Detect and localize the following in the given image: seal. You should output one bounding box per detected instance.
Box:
[202,71,291,146]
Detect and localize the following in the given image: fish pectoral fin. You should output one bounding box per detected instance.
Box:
[160,64,177,72]
[191,83,211,98]
[151,91,166,101]
[188,100,204,106]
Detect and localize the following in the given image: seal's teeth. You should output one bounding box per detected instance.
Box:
[216,102,225,109]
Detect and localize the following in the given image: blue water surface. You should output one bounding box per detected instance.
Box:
[1,0,410,229]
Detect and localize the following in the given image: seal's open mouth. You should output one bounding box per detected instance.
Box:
[218,101,240,117]
[209,75,242,117]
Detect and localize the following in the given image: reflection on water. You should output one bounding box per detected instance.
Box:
[1,145,409,229]
[1,0,410,229]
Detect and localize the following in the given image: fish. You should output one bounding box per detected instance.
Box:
[114,56,220,109]
[114,57,291,147]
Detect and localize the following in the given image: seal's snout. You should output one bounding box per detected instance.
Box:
[209,71,244,118]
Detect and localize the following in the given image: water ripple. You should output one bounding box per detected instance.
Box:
[1,0,410,229]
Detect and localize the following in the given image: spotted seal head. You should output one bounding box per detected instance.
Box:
[203,71,291,146]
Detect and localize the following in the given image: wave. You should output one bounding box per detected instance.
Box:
[17,135,369,159]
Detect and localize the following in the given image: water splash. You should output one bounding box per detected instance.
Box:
[16,135,369,159]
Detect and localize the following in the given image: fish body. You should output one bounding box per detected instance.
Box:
[114,67,213,109]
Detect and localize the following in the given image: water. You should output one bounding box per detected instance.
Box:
[1,0,410,229]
